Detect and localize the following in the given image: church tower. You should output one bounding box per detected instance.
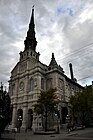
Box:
[9,7,42,130]
[19,7,39,62]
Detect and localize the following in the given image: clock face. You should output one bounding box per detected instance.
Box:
[19,82,24,90]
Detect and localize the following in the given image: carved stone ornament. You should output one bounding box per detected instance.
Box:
[19,81,24,91]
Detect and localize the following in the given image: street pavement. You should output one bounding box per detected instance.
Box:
[1,127,93,140]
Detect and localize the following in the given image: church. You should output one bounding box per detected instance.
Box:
[9,7,83,131]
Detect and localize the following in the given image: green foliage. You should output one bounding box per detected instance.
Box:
[69,86,93,125]
[0,85,12,136]
[34,103,44,114]
[34,88,58,115]
[34,88,58,131]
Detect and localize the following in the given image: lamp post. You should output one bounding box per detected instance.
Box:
[17,115,22,132]
[66,114,70,123]
[66,114,71,133]
[54,104,60,133]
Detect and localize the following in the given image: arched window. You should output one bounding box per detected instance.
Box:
[41,78,44,89]
[31,52,32,56]
[12,84,15,95]
[46,78,52,90]
[29,78,34,91]
[58,79,64,90]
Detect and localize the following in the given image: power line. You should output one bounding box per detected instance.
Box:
[40,42,93,83]
[39,42,93,66]
[57,49,93,65]
[78,74,93,81]
[58,43,93,61]
[56,43,93,83]
[74,64,93,74]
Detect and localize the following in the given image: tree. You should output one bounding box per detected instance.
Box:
[69,86,93,126]
[34,88,58,131]
[0,83,12,137]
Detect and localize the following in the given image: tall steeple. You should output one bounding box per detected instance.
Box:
[24,6,37,51]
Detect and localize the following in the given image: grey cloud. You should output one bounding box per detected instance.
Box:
[0,0,93,88]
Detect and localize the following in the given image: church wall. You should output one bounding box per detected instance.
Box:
[46,71,67,102]
[46,71,58,89]
[9,61,83,129]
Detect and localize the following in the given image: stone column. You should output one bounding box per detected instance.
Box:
[37,74,41,90]
[54,73,58,88]
[21,105,28,130]
[14,79,19,96]
[25,75,29,93]
[12,104,17,128]
[32,114,39,132]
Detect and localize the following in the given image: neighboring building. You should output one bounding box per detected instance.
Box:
[84,82,93,126]
[8,7,83,130]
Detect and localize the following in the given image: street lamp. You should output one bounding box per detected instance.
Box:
[17,115,22,132]
[54,105,60,133]
[66,114,70,123]
[66,114,71,133]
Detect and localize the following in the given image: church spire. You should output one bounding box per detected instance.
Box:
[49,53,58,67]
[24,6,37,51]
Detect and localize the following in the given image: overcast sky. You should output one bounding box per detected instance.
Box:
[0,0,93,89]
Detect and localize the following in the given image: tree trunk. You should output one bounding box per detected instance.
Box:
[45,106,47,131]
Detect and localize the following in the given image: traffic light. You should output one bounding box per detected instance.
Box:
[54,110,60,118]
[54,110,58,116]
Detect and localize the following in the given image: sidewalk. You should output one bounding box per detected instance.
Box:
[60,127,93,139]
[1,127,93,140]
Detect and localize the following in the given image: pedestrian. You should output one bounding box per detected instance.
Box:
[67,123,71,133]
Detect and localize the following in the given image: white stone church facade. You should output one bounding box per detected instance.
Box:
[9,7,83,130]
